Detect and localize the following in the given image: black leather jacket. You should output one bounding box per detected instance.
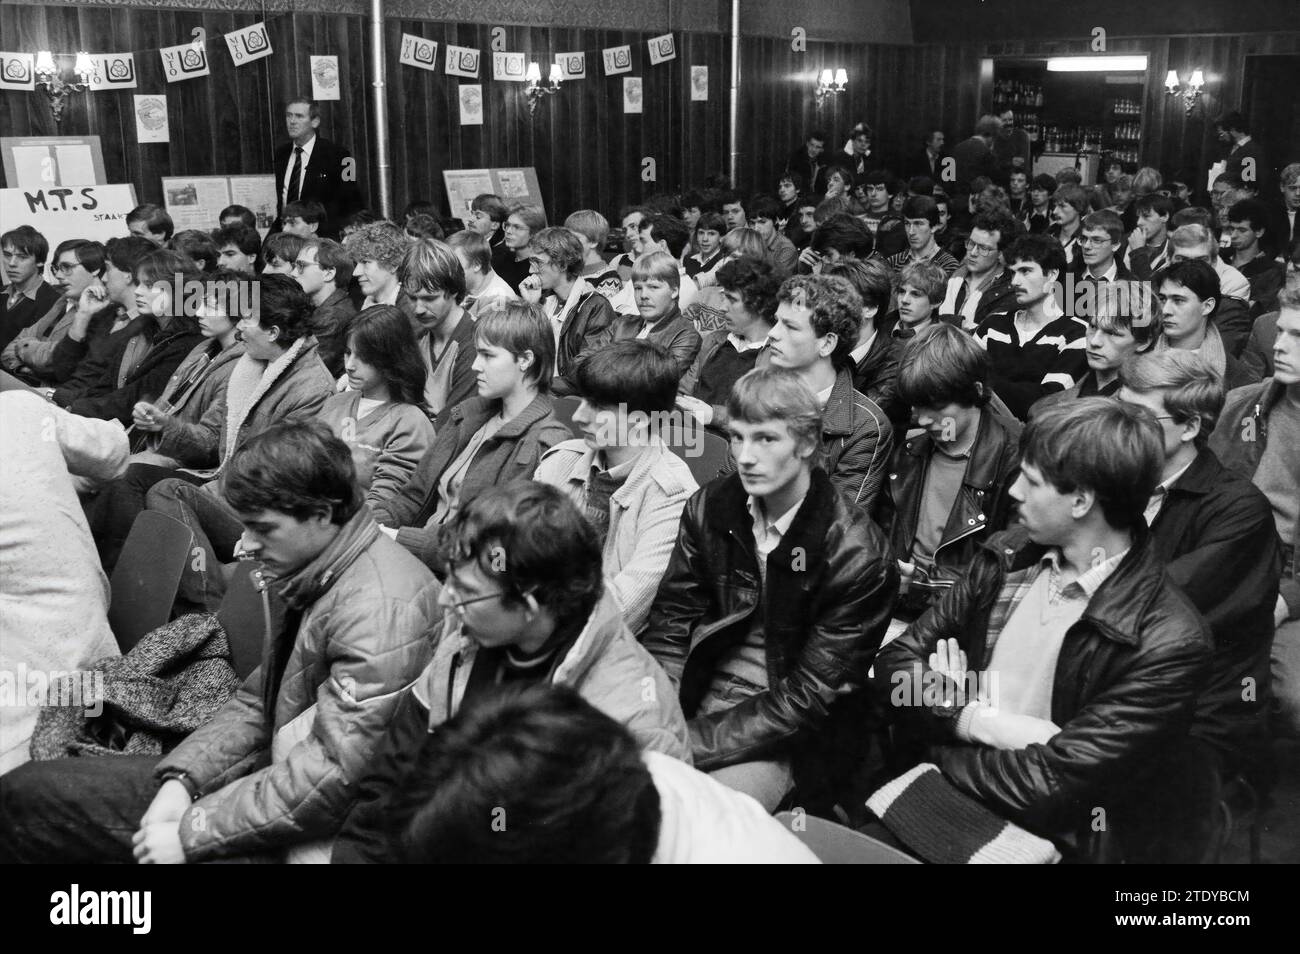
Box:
[551,287,616,396]
[874,408,1022,620]
[643,469,897,777]
[876,525,1211,852]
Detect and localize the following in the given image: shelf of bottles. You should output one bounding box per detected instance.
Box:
[1104,97,1142,166]
[992,78,1044,142]
[1039,126,1104,154]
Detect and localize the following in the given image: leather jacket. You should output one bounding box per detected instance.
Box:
[874,408,1022,620]
[643,468,897,778]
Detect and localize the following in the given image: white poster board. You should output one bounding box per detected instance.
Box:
[0,184,138,253]
[1,136,108,189]
[162,174,277,236]
[442,167,544,222]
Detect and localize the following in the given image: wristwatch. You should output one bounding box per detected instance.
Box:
[158,770,200,801]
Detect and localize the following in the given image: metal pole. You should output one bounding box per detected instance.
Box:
[729,0,740,186]
[369,0,392,220]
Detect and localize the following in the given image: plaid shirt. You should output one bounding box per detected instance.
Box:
[979,546,1128,667]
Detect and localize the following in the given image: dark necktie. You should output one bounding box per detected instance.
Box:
[288,146,304,204]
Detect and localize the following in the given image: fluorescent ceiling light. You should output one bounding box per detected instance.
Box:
[1046,56,1148,72]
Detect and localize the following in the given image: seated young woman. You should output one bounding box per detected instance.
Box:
[316,305,435,513]
[371,300,572,570]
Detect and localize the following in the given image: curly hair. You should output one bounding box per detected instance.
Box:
[715,256,781,321]
[343,220,409,272]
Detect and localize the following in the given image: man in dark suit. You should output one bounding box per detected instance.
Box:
[1216,111,1272,197]
[949,116,1002,196]
[273,97,363,239]
[786,131,828,198]
[904,130,947,183]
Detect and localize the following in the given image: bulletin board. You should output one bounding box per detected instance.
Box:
[443,167,544,222]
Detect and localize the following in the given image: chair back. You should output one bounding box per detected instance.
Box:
[108,511,195,653]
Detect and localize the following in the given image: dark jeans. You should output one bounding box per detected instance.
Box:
[145,477,246,615]
[87,463,203,573]
[0,755,159,863]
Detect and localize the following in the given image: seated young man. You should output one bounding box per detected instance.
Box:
[343,221,414,317]
[858,170,906,258]
[281,200,327,239]
[563,209,622,296]
[684,211,727,282]
[887,196,961,277]
[887,261,947,344]
[1168,224,1254,357]
[876,398,1212,860]
[821,257,907,431]
[445,229,517,318]
[398,238,477,423]
[1030,280,1159,415]
[938,210,1019,333]
[465,192,508,251]
[332,482,691,863]
[874,325,1022,623]
[1118,350,1281,785]
[518,226,615,397]
[492,203,546,293]
[1048,185,1088,277]
[261,232,305,276]
[2,238,106,382]
[294,237,357,378]
[766,273,893,511]
[143,274,335,612]
[1153,260,1259,392]
[676,256,780,432]
[746,194,800,279]
[536,341,698,636]
[0,421,441,864]
[1211,290,1300,739]
[643,367,897,811]
[610,216,699,316]
[608,250,703,381]
[974,233,1088,420]
[126,203,174,246]
[1077,209,1132,284]
[213,224,262,275]
[1126,193,1175,280]
[1224,198,1285,315]
[381,684,818,863]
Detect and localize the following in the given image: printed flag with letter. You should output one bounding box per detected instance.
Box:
[493,52,526,82]
[159,40,210,82]
[647,34,676,65]
[445,45,481,78]
[226,22,273,66]
[602,45,632,76]
[400,34,438,72]
[89,53,137,91]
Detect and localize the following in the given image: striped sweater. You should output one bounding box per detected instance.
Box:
[974,309,1087,421]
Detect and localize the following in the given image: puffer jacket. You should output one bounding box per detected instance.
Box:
[132,338,244,456]
[153,507,440,862]
[331,589,691,863]
[876,524,1211,854]
[643,468,897,781]
[874,408,1022,620]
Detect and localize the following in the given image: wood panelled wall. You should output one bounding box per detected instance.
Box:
[4,4,1297,226]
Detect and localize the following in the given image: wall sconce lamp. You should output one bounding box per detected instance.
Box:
[524,62,562,117]
[35,50,94,126]
[815,68,848,107]
[1165,68,1204,114]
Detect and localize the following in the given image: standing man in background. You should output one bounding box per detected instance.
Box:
[273,97,362,239]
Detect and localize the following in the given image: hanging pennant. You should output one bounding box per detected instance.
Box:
[399,34,439,72]
[602,45,632,76]
[555,51,586,80]
[226,22,273,66]
[159,40,210,83]
[88,53,137,91]
[0,52,35,91]
[647,34,676,65]
[445,45,481,78]
[311,56,339,101]
[493,51,526,82]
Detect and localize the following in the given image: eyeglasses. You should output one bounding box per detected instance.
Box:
[1079,236,1114,247]
[292,258,318,273]
[503,222,529,232]
[441,575,506,619]
[51,261,80,275]
[964,240,998,255]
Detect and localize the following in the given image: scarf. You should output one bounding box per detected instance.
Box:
[1156,322,1227,379]
[220,337,309,471]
